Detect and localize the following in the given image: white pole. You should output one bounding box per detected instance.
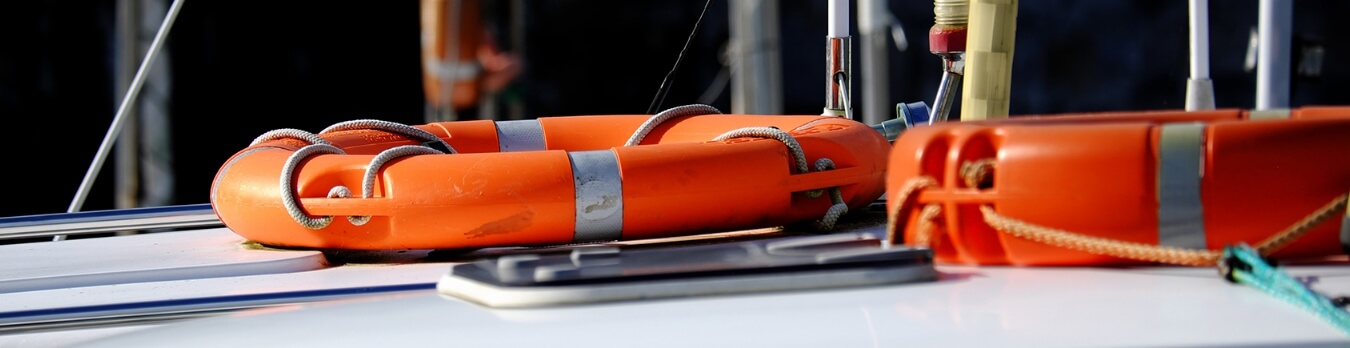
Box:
[730,0,783,115]
[1185,0,1215,110]
[829,0,849,38]
[1255,0,1292,110]
[1188,0,1209,80]
[858,0,890,125]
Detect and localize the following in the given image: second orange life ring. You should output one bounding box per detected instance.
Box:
[420,0,519,117]
[885,107,1350,266]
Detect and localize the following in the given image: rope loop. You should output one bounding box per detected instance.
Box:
[279,144,346,229]
[959,158,996,189]
[889,158,1349,267]
[320,119,456,154]
[976,186,1346,265]
[251,128,330,147]
[884,176,939,245]
[712,127,809,175]
[328,186,352,199]
[346,145,447,226]
[625,104,722,146]
[889,158,1350,335]
[262,119,459,229]
[812,158,849,231]
[709,127,852,231]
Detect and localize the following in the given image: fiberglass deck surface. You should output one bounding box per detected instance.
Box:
[0,225,1348,347]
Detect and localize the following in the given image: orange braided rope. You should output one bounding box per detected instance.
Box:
[891,158,1349,266]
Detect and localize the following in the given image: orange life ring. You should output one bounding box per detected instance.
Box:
[420,0,520,115]
[421,0,481,111]
[885,107,1350,266]
[211,105,890,250]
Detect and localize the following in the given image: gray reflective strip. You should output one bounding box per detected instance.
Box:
[1249,108,1291,120]
[495,120,545,152]
[569,150,623,242]
[1157,123,1208,249]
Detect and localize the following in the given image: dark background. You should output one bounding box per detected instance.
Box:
[2,0,1347,218]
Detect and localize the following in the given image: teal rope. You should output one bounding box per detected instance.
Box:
[1222,244,1350,335]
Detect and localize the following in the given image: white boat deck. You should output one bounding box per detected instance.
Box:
[1,222,1348,347]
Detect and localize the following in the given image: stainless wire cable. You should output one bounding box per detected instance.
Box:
[60,0,187,241]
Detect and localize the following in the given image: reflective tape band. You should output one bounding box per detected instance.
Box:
[424,60,483,81]
[1249,108,1291,120]
[1157,123,1208,249]
[496,120,546,152]
[569,150,623,242]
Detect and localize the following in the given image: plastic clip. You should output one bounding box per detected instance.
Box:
[1218,251,1249,284]
[1218,244,1261,283]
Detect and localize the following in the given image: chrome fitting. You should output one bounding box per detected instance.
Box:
[824,36,852,117]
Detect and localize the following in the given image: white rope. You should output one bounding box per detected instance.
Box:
[264,119,454,229]
[812,158,849,231]
[346,145,447,226]
[625,104,722,146]
[251,128,330,147]
[279,144,346,230]
[320,119,455,153]
[712,127,809,175]
[712,127,850,231]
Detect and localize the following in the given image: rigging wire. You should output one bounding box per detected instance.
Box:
[58,0,187,241]
[645,0,716,114]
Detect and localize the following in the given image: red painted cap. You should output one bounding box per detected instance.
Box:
[929,26,967,53]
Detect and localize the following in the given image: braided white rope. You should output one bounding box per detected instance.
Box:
[265,119,456,229]
[251,128,330,147]
[813,158,849,231]
[321,119,456,154]
[279,144,346,229]
[712,127,849,231]
[625,104,723,146]
[712,127,809,175]
[346,145,447,225]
